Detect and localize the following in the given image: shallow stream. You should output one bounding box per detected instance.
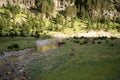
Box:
[0,38,60,80]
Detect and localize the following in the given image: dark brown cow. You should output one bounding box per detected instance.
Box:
[57,41,65,46]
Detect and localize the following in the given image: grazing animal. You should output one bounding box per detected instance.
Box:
[83,38,89,44]
[73,36,79,39]
[110,36,117,40]
[80,36,84,39]
[57,41,65,46]
[110,44,114,47]
[98,36,107,40]
[97,41,101,44]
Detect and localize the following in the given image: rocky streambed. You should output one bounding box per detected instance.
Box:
[0,61,30,80]
[0,48,58,80]
[0,48,35,80]
[0,39,59,80]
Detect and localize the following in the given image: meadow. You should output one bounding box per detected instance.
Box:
[0,37,36,54]
[27,37,120,80]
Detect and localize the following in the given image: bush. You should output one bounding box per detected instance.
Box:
[116,26,120,32]
[5,2,20,15]
[7,43,19,50]
[0,51,3,54]
[116,17,120,24]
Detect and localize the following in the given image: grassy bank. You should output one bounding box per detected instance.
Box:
[27,37,120,80]
[0,37,36,54]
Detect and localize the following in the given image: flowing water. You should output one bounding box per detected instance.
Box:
[0,39,58,65]
[0,38,60,80]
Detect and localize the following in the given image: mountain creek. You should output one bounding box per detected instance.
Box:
[0,38,60,80]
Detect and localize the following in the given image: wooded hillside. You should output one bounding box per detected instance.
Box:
[0,0,120,37]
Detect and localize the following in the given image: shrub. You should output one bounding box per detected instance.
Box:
[5,2,20,15]
[0,51,3,54]
[7,43,19,50]
[116,26,120,32]
[116,17,120,24]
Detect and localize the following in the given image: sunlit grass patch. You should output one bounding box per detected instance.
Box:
[27,37,120,80]
[0,37,36,54]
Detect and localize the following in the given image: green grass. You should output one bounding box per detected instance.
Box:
[27,37,120,80]
[0,37,36,54]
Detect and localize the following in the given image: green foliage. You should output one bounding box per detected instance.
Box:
[0,13,12,36]
[116,25,120,32]
[36,0,54,16]
[11,23,21,36]
[75,0,117,19]
[4,1,20,15]
[65,5,76,18]
[0,0,120,38]
[116,17,120,24]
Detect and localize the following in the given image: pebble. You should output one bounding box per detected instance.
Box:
[0,62,29,80]
[0,48,34,80]
[0,48,35,60]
